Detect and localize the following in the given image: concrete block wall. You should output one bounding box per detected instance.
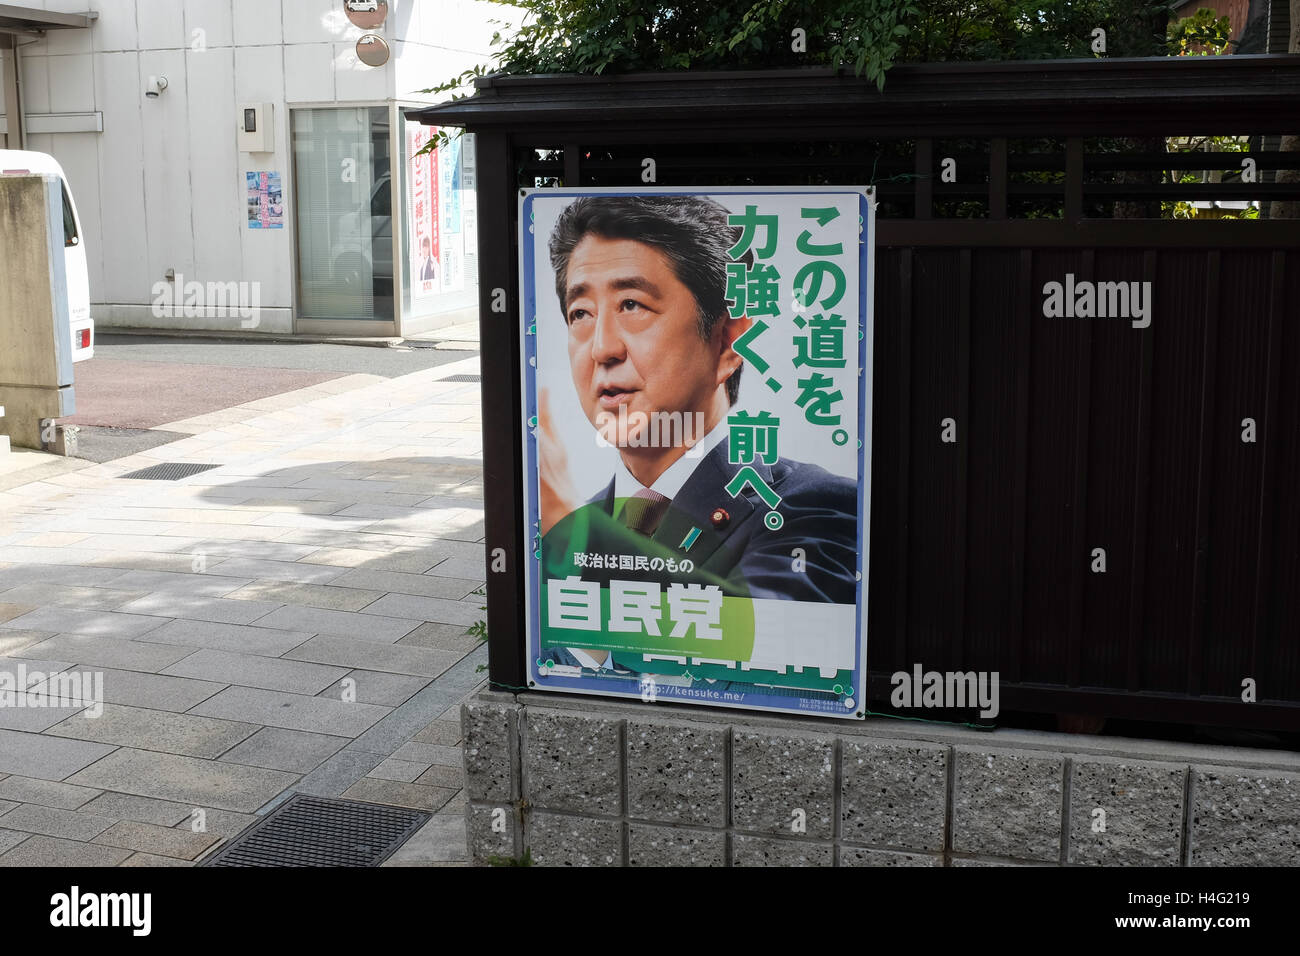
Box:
[461,690,1300,867]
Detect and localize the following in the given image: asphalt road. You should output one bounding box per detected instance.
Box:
[60,334,474,463]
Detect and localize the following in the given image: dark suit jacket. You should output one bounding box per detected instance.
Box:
[538,437,859,675]
[590,437,859,605]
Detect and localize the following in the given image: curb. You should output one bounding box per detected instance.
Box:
[96,327,406,348]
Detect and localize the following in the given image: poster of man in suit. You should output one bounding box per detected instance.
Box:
[520,187,873,718]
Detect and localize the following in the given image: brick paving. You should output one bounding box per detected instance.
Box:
[0,356,486,866]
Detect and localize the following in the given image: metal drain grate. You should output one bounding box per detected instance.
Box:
[119,462,220,481]
[202,794,431,867]
[441,374,481,383]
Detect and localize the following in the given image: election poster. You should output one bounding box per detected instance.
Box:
[246,171,283,230]
[519,186,874,719]
[406,123,439,302]
[437,134,465,293]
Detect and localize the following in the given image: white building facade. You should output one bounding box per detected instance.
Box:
[0,0,496,337]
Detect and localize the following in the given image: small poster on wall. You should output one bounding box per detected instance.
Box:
[406,124,440,303]
[437,135,464,294]
[246,171,284,229]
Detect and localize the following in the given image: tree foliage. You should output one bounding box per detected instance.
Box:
[429,0,918,96]
[896,0,1173,61]
[426,0,1179,103]
[1166,6,1233,55]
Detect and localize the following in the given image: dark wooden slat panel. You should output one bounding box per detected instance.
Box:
[1080,250,1145,690]
[1202,252,1272,697]
[1264,254,1300,703]
[907,251,964,669]
[1250,251,1286,688]
[1066,249,1094,688]
[895,249,914,668]
[866,248,904,677]
[1009,249,1033,684]
[956,250,972,667]
[1187,251,1221,697]
[1022,251,1087,685]
[1141,250,1211,695]
[964,250,1020,675]
[1126,251,1158,692]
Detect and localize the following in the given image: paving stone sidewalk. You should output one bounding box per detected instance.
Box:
[0,356,487,866]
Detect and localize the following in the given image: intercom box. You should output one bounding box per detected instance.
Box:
[238,103,274,153]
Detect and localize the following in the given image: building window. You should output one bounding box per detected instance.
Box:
[291,106,393,323]
[401,121,476,323]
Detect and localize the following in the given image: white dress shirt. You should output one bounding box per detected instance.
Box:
[613,416,729,502]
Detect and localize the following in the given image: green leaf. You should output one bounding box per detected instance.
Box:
[423,0,1184,99]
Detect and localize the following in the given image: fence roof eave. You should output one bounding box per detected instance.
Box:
[404,54,1300,136]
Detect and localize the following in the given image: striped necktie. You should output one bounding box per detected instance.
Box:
[620,488,671,537]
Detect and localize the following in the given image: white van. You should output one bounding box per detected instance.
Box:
[0,150,95,361]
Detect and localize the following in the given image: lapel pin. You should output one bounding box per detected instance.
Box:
[710,508,730,530]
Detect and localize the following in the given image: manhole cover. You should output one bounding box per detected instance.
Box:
[202,794,431,867]
[119,462,220,481]
[441,374,481,383]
